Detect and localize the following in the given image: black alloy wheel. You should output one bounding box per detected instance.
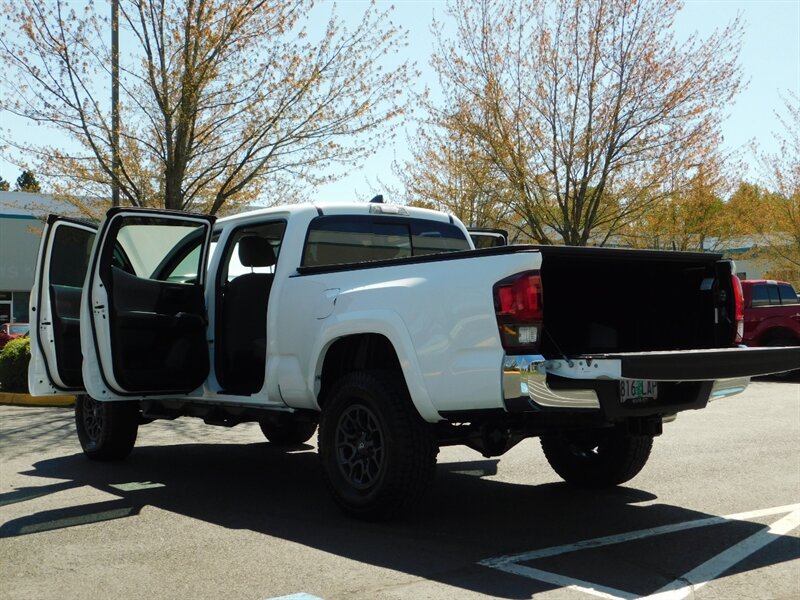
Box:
[335,403,385,490]
[318,370,437,520]
[75,395,139,461]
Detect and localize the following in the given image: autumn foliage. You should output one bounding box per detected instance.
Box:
[0,0,795,287]
[728,92,800,283]
[0,0,412,215]
[402,0,744,246]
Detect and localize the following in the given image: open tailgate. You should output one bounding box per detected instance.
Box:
[579,346,800,381]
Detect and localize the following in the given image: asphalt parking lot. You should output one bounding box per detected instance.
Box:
[1,378,798,600]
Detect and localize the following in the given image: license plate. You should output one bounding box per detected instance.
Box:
[620,380,658,403]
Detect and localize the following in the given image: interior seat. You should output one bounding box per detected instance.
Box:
[221,236,276,393]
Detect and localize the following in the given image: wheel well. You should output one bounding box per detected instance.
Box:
[319,334,403,405]
[761,327,799,346]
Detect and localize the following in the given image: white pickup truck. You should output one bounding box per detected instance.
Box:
[29,202,800,519]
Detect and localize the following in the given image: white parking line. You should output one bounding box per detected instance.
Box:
[480,503,800,600]
[264,594,323,600]
[645,508,800,600]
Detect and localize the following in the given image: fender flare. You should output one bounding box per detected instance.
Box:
[309,309,442,423]
[750,311,800,344]
[757,324,800,345]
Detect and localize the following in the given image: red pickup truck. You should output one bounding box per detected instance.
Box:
[740,280,800,348]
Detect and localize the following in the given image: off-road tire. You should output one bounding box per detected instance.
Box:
[75,395,139,461]
[259,418,317,446]
[763,332,800,379]
[541,428,653,488]
[318,370,438,521]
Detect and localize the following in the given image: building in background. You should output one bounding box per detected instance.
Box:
[0,191,95,326]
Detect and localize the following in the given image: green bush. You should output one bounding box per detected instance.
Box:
[0,337,31,393]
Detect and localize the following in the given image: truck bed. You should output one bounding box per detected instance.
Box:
[533,245,734,357]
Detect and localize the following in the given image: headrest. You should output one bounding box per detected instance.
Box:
[238,237,276,268]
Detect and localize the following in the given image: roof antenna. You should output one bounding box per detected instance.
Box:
[369,194,384,204]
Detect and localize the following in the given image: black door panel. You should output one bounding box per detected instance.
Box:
[107,265,208,392]
[110,265,203,313]
[49,284,84,388]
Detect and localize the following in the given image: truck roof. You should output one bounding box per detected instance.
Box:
[217,202,455,225]
[740,279,793,287]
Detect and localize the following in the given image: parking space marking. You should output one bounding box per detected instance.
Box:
[646,508,800,600]
[480,503,800,600]
[264,594,324,600]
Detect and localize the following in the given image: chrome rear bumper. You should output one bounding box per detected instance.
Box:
[503,354,600,410]
[502,355,751,412]
[710,376,750,400]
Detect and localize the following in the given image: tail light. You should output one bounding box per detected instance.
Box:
[731,274,744,343]
[494,271,543,353]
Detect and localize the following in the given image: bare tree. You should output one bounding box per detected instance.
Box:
[729,92,800,281]
[619,141,742,251]
[0,0,412,214]
[397,107,514,229]
[406,0,744,245]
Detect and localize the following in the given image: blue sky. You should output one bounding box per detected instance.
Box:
[1,0,798,203]
[310,0,800,203]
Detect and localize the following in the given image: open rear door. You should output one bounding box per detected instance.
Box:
[29,216,98,395]
[81,208,215,400]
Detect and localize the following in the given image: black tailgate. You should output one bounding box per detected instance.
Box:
[582,346,800,381]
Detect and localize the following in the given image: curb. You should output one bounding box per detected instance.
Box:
[0,392,75,407]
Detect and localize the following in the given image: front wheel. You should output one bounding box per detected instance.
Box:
[541,428,653,488]
[318,371,437,520]
[75,395,139,461]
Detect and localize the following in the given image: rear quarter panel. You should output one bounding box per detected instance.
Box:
[274,250,542,420]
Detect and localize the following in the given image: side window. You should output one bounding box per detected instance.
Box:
[165,244,202,282]
[110,217,206,284]
[767,284,781,306]
[50,226,95,287]
[750,284,770,308]
[778,284,798,304]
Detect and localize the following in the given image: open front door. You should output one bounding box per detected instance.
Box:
[468,228,508,248]
[29,216,97,395]
[81,208,215,399]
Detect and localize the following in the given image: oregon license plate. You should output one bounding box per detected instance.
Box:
[620,380,658,403]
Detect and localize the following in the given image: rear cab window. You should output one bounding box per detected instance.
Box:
[302,215,470,267]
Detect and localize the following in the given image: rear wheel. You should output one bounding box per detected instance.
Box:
[541,428,653,488]
[75,395,139,461]
[763,332,800,379]
[318,370,437,520]
[259,418,317,446]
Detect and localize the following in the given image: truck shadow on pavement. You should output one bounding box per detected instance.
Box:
[2,440,798,599]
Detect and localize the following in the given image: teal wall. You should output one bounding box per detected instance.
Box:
[0,214,43,291]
